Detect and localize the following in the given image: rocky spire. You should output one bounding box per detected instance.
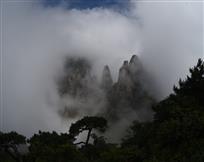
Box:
[118,60,132,86]
[129,55,142,74]
[101,65,113,91]
[117,55,143,87]
[106,55,155,121]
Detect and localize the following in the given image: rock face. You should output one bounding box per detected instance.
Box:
[105,55,154,121]
[56,55,155,142]
[118,55,142,86]
[118,60,132,86]
[101,65,113,91]
[129,55,142,73]
[57,55,155,121]
[58,57,93,97]
[57,57,104,118]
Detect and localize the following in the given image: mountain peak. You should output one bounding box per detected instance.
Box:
[101,65,113,90]
[117,55,142,86]
[123,60,129,67]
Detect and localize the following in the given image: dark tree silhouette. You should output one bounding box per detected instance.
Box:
[28,131,84,162]
[69,116,107,146]
[0,131,26,162]
[122,59,204,162]
[173,58,204,106]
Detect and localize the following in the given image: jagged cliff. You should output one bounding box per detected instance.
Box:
[104,55,154,121]
[57,57,104,118]
[57,55,155,121]
[58,57,94,97]
[101,65,113,91]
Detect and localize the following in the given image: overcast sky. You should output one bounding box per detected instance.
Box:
[0,0,203,136]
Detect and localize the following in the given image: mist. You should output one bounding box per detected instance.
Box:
[1,0,203,140]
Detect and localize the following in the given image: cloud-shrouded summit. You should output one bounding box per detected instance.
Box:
[1,0,203,139]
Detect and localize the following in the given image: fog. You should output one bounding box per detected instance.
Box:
[0,0,203,138]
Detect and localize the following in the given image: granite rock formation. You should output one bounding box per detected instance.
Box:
[57,55,155,122]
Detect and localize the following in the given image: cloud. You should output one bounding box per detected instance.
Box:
[1,0,203,137]
[1,1,140,136]
[130,1,203,96]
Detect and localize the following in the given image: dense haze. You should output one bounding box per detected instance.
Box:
[0,0,203,140]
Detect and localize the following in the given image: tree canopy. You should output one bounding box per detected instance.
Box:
[122,58,204,162]
[69,116,107,146]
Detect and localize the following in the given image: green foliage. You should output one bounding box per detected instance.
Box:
[0,131,26,145]
[69,116,107,136]
[173,58,204,106]
[122,58,204,162]
[28,131,72,146]
[28,131,86,162]
[99,146,141,162]
[69,116,107,146]
[0,131,27,162]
